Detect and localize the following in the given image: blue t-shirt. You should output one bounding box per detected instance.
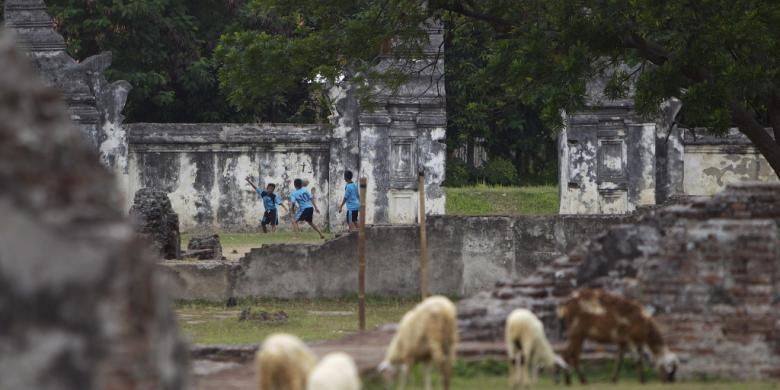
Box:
[344,182,360,211]
[290,188,314,210]
[256,189,281,210]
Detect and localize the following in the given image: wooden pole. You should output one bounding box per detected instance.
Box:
[357,177,367,330]
[418,171,429,299]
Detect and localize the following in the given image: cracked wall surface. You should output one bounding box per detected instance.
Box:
[160,214,630,299]
[682,128,778,195]
[126,123,331,231]
[560,70,778,214]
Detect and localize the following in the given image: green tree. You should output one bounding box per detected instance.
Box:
[216,1,557,182]
[217,0,780,179]
[432,0,780,178]
[47,0,254,122]
[445,15,556,183]
[213,0,433,117]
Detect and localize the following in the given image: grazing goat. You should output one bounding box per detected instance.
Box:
[558,289,679,384]
[307,352,361,390]
[256,333,317,390]
[505,309,569,389]
[378,295,458,390]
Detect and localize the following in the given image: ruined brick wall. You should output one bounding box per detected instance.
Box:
[635,183,780,379]
[459,182,780,379]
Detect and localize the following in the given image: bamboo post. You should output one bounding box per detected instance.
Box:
[357,177,367,330]
[418,171,429,299]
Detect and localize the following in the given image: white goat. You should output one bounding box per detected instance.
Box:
[378,295,458,390]
[505,309,568,389]
[256,333,317,390]
[307,352,362,390]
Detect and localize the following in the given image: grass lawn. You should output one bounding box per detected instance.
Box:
[180,231,334,260]
[177,297,416,345]
[445,185,558,216]
[362,359,779,390]
[178,299,777,389]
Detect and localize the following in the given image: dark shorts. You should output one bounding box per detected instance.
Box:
[296,207,314,223]
[261,209,278,226]
[346,209,359,224]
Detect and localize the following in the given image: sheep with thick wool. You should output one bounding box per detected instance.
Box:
[256,333,317,390]
[378,295,458,390]
[505,309,569,389]
[306,352,362,390]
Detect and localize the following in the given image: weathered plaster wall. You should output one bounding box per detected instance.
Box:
[161,214,630,300]
[9,2,449,232]
[357,22,448,225]
[326,80,362,229]
[682,129,778,196]
[126,123,331,231]
[560,69,778,214]
[559,107,656,214]
[4,0,131,178]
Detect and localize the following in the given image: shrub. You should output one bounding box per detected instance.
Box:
[444,158,470,187]
[483,158,519,185]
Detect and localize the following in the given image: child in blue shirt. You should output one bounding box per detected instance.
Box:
[246,178,288,233]
[290,178,325,239]
[338,170,361,232]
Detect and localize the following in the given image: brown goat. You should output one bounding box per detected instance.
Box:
[558,289,679,384]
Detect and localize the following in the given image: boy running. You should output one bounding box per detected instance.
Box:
[338,170,360,232]
[290,178,325,239]
[246,178,287,233]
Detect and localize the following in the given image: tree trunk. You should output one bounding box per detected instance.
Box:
[728,100,780,180]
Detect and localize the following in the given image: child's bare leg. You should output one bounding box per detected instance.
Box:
[308,221,325,239]
[292,220,301,238]
[261,223,268,234]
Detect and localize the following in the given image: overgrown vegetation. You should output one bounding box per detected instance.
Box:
[445,185,558,216]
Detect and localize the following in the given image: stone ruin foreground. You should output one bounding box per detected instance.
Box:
[459,182,780,379]
[0,29,188,389]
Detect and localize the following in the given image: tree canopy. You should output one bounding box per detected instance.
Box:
[215,0,780,178]
[47,0,253,122]
[442,0,780,178]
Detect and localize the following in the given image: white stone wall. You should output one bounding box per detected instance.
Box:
[683,145,778,196]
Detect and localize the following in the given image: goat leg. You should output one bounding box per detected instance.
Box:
[563,337,587,385]
[440,361,452,390]
[397,363,409,390]
[636,353,646,384]
[509,355,520,389]
[612,344,626,383]
[424,364,432,390]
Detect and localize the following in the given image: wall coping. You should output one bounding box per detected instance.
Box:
[127,123,332,146]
